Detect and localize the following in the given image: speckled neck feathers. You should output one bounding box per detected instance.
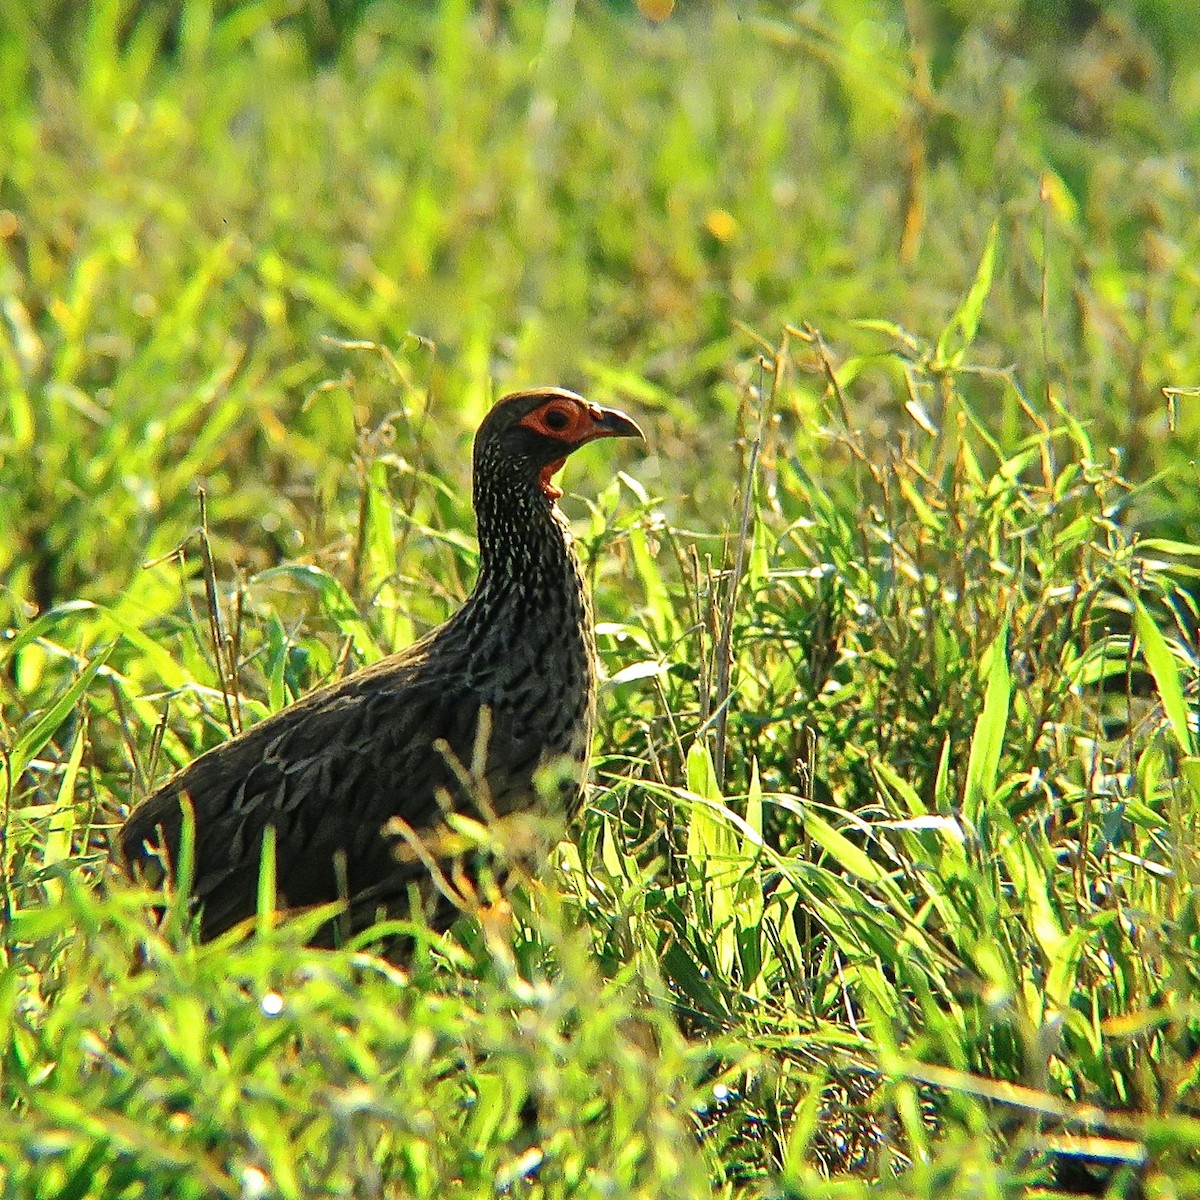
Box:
[455,430,595,730]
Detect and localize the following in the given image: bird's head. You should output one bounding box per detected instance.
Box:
[474,388,645,502]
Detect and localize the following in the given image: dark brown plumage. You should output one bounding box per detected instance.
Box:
[118,388,644,942]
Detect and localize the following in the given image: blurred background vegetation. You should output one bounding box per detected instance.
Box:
[3,1,1200,1196]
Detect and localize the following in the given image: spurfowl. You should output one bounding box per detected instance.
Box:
[119,388,644,942]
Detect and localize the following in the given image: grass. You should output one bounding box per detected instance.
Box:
[4,0,1200,1195]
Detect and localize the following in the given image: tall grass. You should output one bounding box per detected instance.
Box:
[4,1,1200,1195]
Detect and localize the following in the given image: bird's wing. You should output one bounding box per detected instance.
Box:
[121,652,439,921]
[118,650,544,937]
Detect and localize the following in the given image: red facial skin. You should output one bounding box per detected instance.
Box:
[518,397,626,500]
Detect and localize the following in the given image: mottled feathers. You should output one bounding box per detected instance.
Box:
[118,389,644,942]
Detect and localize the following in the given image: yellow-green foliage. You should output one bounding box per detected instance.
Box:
[4,2,1200,1196]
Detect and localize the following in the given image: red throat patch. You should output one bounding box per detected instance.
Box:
[539,458,566,500]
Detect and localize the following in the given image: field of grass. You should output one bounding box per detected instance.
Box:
[4,0,1200,1195]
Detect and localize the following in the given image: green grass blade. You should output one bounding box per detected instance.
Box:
[254,565,382,665]
[1133,595,1196,756]
[10,643,114,783]
[963,622,1011,826]
[40,722,87,904]
[800,807,885,886]
[935,220,999,368]
[256,822,277,937]
[162,795,196,942]
[629,523,677,647]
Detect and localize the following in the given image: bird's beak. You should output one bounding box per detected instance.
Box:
[582,403,646,443]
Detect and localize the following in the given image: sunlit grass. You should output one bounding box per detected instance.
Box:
[4,1,1200,1196]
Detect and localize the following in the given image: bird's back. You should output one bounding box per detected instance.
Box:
[120,587,594,941]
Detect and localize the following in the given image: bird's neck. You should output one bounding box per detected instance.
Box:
[472,484,584,604]
[456,470,596,723]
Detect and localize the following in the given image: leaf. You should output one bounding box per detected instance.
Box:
[933,735,952,813]
[782,1073,828,1181]
[1183,759,1200,810]
[659,939,728,1023]
[617,469,650,505]
[871,758,924,817]
[163,796,196,941]
[608,659,669,685]
[934,221,998,368]
[1039,168,1079,221]
[1045,927,1090,1014]
[629,524,676,645]
[801,808,885,885]
[744,758,763,843]
[254,565,382,664]
[363,457,408,648]
[1135,538,1200,559]
[686,741,721,804]
[734,761,765,944]
[851,317,906,338]
[275,257,377,333]
[600,816,627,882]
[256,823,278,936]
[748,493,771,592]
[684,743,738,974]
[11,644,115,783]
[1133,596,1196,756]
[1000,829,1067,988]
[904,397,938,436]
[41,722,87,904]
[963,622,1011,826]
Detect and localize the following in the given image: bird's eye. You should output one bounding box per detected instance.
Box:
[543,405,571,432]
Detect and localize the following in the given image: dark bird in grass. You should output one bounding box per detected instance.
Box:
[118,388,644,944]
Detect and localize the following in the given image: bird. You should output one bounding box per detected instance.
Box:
[118,387,644,944]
